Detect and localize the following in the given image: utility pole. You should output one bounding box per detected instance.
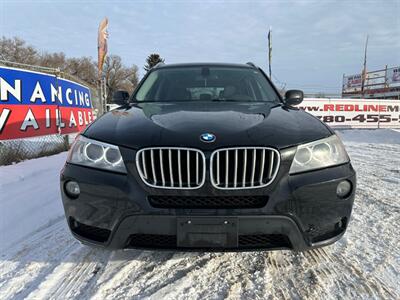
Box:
[361,35,369,96]
[268,27,272,79]
[98,79,103,115]
[342,73,345,97]
[103,75,107,113]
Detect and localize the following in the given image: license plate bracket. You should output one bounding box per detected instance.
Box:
[177,217,238,248]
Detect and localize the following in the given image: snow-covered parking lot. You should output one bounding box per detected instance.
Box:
[0,130,399,300]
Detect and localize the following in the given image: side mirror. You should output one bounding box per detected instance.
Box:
[112,90,130,105]
[284,90,304,106]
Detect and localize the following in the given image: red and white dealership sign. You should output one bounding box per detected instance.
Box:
[300,98,400,128]
[0,66,94,140]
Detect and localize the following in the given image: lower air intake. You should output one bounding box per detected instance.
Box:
[148,195,268,209]
[69,218,111,243]
[126,233,291,250]
[238,234,292,249]
[127,234,177,249]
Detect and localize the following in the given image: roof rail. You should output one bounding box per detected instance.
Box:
[246,62,257,68]
[153,62,165,68]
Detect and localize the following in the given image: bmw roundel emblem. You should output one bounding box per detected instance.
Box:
[200,133,216,143]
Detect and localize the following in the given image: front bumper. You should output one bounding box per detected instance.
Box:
[60,147,356,251]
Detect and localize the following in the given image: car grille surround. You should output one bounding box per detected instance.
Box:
[136,147,206,189]
[210,147,280,189]
[135,147,280,190]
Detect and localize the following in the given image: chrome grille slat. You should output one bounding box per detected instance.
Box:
[250,149,257,187]
[159,150,165,187]
[268,151,274,179]
[211,147,280,190]
[216,152,220,186]
[136,147,205,189]
[178,150,182,187]
[259,149,266,184]
[242,149,247,187]
[168,149,174,187]
[150,149,156,184]
[187,151,191,188]
[196,152,199,185]
[225,150,229,188]
[233,149,238,188]
[141,152,148,179]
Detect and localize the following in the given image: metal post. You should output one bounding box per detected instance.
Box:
[98,79,103,115]
[268,27,272,79]
[361,35,369,97]
[384,65,388,100]
[102,75,107,113]
[342,73,345,97]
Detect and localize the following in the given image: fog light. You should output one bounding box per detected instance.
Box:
[336,180,351,198]
[65,181,80,198]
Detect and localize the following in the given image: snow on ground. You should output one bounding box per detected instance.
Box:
[337,128,400,145]
[0,152,67,251]
[0,130,399,300]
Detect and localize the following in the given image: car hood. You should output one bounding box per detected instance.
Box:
[84,102,332,150]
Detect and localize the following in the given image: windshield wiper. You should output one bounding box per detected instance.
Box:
[212,99,239,102]
[131,100,197,103]
[212,99,280,103]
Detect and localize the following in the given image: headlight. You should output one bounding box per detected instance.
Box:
[67,135,127,173]
[289,135,349,174]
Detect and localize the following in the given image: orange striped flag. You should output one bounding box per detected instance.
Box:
[98,17,109,79]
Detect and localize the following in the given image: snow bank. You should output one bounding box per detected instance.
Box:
[0,152,67,251]
[337,128,400,144]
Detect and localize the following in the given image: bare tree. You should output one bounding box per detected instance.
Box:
[103,55,139,102]
[65,57,97,86]
[0,36,138,103]
[37,52,67,69]
[0,36,39,64]
[119,64,139,94]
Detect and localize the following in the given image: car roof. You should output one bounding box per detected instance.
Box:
[154,62,256,69]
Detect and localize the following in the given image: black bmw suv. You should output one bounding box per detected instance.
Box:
[60,63,356,251]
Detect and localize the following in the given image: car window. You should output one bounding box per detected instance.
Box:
[134,66,279,103]
[135,71,159,101]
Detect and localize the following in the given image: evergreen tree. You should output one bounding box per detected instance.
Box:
[144,53,164,72]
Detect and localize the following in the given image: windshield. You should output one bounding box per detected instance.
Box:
[134,66,280,103]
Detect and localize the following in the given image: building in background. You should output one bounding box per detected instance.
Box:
[342,66,400,99]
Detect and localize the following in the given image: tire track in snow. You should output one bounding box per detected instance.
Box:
[128,253,212,299]
[89,251,182,299]
[30,248,109,300]
[0,219,78,300]
[130,253,238,300]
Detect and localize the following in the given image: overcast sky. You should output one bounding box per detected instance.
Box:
[1,0,399,93]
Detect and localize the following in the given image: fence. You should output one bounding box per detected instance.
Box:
[0,60,97,165]
[0,135,68,165]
